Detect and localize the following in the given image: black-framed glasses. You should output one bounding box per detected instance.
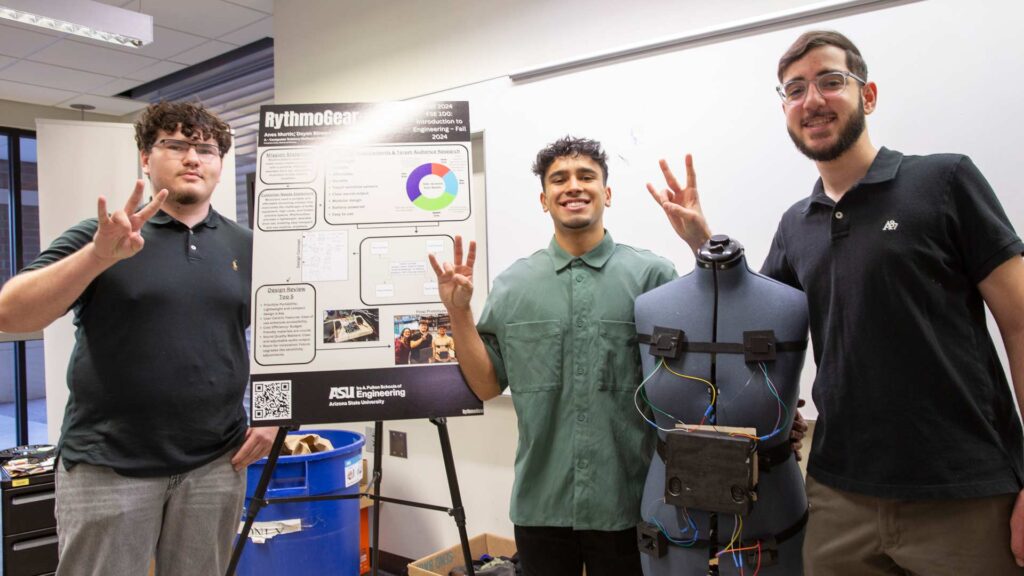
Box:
[153,138,222,162]
[777,71,867,104]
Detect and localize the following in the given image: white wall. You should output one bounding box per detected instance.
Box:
[0,98,119,131]
[275,0,831,104]
[273,0,839,561]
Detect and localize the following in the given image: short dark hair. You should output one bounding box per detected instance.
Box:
[134,101,232,155]
[532,136,608,185]
[777,30,867,82]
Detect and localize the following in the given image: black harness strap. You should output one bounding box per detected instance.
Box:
[654,509,809,550]
[636,329,807,363]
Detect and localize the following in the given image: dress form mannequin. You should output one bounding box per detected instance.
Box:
[634,236,809,576]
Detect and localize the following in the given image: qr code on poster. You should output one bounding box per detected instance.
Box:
[253,380,292,421]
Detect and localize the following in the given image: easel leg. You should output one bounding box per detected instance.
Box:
[371,421,383,576]
[225,426,290,576]
[431,417,475,576]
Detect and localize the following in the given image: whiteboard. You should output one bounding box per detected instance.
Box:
[419,0,1024,415]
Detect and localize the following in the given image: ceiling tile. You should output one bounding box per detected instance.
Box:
[91,77,144,97]
[169,40,236,66]
[3,61,115,92]
[0,79,78,107]
[0,22,62,58]
[143,0,265,39]
[124,60,187,82]
[223,0,273,15]
[219,16,273,46]
[29,39,159,77]
[56,94,149,116]
[0,0,275,112]
[107,25,208,60]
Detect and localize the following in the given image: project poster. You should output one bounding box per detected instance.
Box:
[249,101,486,426]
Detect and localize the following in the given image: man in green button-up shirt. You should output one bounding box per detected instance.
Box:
[430,136,708,575]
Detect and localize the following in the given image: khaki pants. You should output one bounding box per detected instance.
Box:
[804,475,1023,575]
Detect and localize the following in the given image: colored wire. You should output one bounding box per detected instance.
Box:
[634,359,716,433]
[716,514,743,559]
[662,361,717,408]
[645,499,699,547]
[652,516,699,547]
[725,362,792,443]
[717,542,764,576]
[637,357,718,431]
[634,359,693,433]
[755,362,790,442]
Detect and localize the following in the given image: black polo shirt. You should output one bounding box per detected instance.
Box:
[24,208,252,477]
[762,147,1024,499]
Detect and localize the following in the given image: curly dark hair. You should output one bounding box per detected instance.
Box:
[778,30,867,82]
[531,136,608,186]
[134,101,232,156]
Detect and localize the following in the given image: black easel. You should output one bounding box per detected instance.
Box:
[226,418,476,576]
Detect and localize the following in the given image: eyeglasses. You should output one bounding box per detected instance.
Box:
[776,71,866,104]
[153,139,222,162]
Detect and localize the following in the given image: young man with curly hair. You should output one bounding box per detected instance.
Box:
[430,136,682,575]
[0,101,275,576]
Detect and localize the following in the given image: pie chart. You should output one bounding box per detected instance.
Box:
[406,162,458,211]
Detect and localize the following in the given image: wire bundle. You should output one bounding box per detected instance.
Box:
[635,357,787,573]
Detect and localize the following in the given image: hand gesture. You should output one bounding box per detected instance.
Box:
[231,426,278,471]
[93,180,168,261]
[428,235,476,311]
[647,154,711,254]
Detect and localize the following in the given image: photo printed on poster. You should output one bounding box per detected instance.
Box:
[250,101,487,426]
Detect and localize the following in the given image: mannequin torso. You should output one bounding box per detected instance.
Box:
[635,236,809,576]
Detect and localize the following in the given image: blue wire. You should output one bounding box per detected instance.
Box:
[652,516,699,547]
[756,362,790,442]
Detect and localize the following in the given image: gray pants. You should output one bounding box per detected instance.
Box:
[55,451,245,576]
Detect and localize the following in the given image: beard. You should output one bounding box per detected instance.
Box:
[788,98,866,162]
[169,190,200,205]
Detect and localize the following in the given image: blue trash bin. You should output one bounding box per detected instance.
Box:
[236,429,365,576]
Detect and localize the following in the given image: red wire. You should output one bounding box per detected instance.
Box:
[752,541,762,576]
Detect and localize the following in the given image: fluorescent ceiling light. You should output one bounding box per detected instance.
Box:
[0,0,152,48]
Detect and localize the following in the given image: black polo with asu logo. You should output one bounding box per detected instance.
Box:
[762,147,1024,499]
[23,208,252,477]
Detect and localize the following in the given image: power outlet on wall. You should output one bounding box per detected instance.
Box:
[389,430,408,458]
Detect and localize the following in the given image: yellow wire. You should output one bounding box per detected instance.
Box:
[720,514,743,556]
[661,362,718,408]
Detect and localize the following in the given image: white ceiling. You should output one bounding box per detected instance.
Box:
[0,0,273,116]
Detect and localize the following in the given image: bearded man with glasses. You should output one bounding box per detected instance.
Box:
[0,101,276,576]
[650,30,1024,575]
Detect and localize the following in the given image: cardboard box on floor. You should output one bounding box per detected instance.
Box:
[408,533,516,576]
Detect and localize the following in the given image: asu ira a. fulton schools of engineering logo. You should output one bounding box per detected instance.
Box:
[328,384,407,407]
